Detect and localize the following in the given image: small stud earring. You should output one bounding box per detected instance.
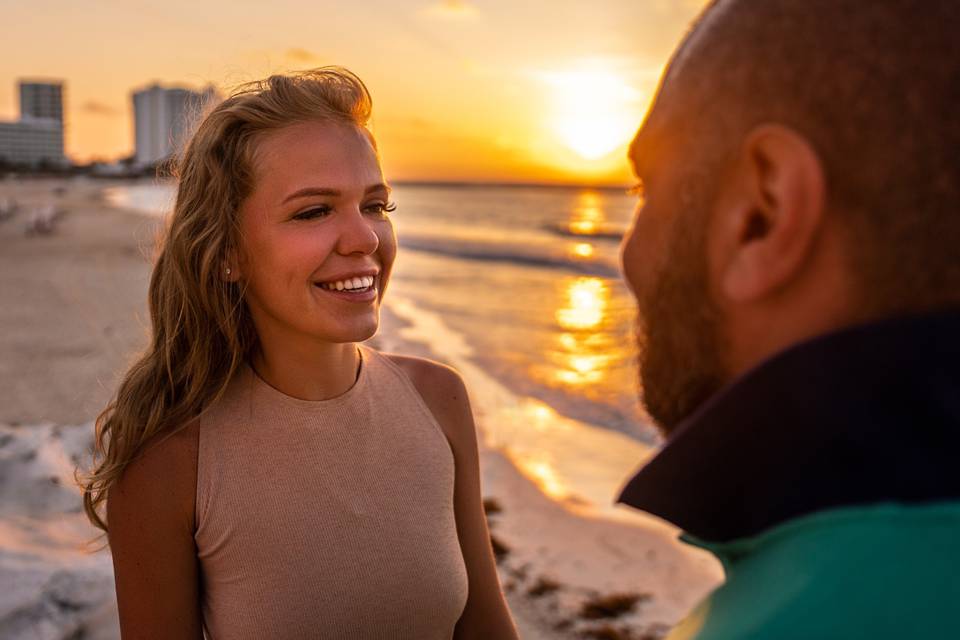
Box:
[225,268,232,276]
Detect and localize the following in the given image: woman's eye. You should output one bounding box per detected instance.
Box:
[293,206,332,220]
[365,201,398,217]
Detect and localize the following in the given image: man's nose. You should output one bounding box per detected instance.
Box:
[336,208,380,255]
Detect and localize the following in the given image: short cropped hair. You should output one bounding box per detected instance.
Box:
[663,0,960,313]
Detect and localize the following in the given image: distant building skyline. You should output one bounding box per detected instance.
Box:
[20,81,64,123]
[132,83,219,167]
[0,80,65,167]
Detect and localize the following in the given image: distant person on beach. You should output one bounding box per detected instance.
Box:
[79,68,518,639]
[616,0,960,638]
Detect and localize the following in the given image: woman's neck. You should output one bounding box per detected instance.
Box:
[251,340,361,401]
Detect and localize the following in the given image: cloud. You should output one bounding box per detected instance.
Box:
[285,48,321,63]
[422,0,479,20]
[80,101,120,116]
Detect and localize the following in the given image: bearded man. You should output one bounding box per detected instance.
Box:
[616,1,960,637]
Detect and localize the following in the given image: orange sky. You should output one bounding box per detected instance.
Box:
[0,0,706,185]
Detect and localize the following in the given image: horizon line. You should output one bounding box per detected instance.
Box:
[390,179,632,192]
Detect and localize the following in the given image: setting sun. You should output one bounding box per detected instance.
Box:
[541,67,643,160]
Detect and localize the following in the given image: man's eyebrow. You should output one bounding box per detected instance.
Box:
[631,121,668,183]
[628,134,650,178]
[281,183,391,204]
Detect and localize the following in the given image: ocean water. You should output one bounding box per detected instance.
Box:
[105,182,662,520]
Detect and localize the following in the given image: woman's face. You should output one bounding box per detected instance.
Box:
[234,120,397,349]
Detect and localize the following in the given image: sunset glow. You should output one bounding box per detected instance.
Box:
[0,0,707,184]
[542,68,643,160]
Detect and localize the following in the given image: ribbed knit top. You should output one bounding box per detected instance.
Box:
[194,345,469,639]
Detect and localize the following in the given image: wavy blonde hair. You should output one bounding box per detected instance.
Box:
[79,67,374,535]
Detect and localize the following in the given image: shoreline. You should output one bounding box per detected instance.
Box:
[0,177,721,639]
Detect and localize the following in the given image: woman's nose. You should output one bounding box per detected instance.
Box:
[336,209,380,255]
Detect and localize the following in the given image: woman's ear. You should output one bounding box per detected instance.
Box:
[222,247,241,283]
[718,124,827,303]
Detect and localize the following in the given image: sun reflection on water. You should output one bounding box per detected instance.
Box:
[556,277,607,330]
[522,457,570,501]
[570,242,594,258]
[565,190,605,236]
[504,403,573,500]
[549,276,616,387]
[568,220,597,235]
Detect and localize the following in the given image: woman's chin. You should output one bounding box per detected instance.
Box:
[319,316,379,345]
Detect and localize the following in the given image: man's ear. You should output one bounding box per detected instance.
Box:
[717,124,826,303]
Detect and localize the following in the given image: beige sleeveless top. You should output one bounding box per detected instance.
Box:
[194,345,469,639]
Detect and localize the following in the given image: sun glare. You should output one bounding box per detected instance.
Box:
[542,68,642,160]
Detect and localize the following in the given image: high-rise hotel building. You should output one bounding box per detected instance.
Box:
[0,80,66,168]
[20,82,65,123]
[133,83,219,167]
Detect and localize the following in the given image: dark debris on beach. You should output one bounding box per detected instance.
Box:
[528,576,562,597]
[490,534,511,563]
[483,497,504,515]
[580,592,649,620]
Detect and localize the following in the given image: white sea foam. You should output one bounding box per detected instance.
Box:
[102,183,173,218]
[0,423,117,639]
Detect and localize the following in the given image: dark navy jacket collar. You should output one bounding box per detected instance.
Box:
[617,309,960,543]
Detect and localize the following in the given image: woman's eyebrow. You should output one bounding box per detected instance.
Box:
[282,187,340,204]
[365,183,391,195]
[281,183,391,204]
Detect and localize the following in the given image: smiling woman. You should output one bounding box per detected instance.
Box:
[78,67,518,640]
[230,121,398,375]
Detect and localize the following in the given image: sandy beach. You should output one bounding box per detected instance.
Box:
[0,177,721,639]
[0,177,158,426]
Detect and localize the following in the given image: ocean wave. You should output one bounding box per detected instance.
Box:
[542,221,626,241]
[399,234,621,278]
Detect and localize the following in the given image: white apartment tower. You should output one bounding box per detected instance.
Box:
[133,84,219,167]
[0,80,66,168]
[20,82,64,123]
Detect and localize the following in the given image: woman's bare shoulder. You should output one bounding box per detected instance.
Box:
[383,353,474,446]
[108,418,200,534]
[384,353,463,388]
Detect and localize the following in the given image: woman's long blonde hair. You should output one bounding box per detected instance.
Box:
[79,67,374,534]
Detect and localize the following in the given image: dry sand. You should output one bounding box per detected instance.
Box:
[0,177,158,426]
[0,177,721,639]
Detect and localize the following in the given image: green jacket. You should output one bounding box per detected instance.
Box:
[669,503,960,639]
[617,311,960,640]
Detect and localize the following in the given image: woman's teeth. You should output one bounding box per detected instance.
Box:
[318,275,375,292]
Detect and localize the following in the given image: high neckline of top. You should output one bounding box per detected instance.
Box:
[244,344,371,409]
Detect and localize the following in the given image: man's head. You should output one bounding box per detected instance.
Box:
[622,0,960,433]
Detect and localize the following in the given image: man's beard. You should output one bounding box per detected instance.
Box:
[636,203,728,436]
